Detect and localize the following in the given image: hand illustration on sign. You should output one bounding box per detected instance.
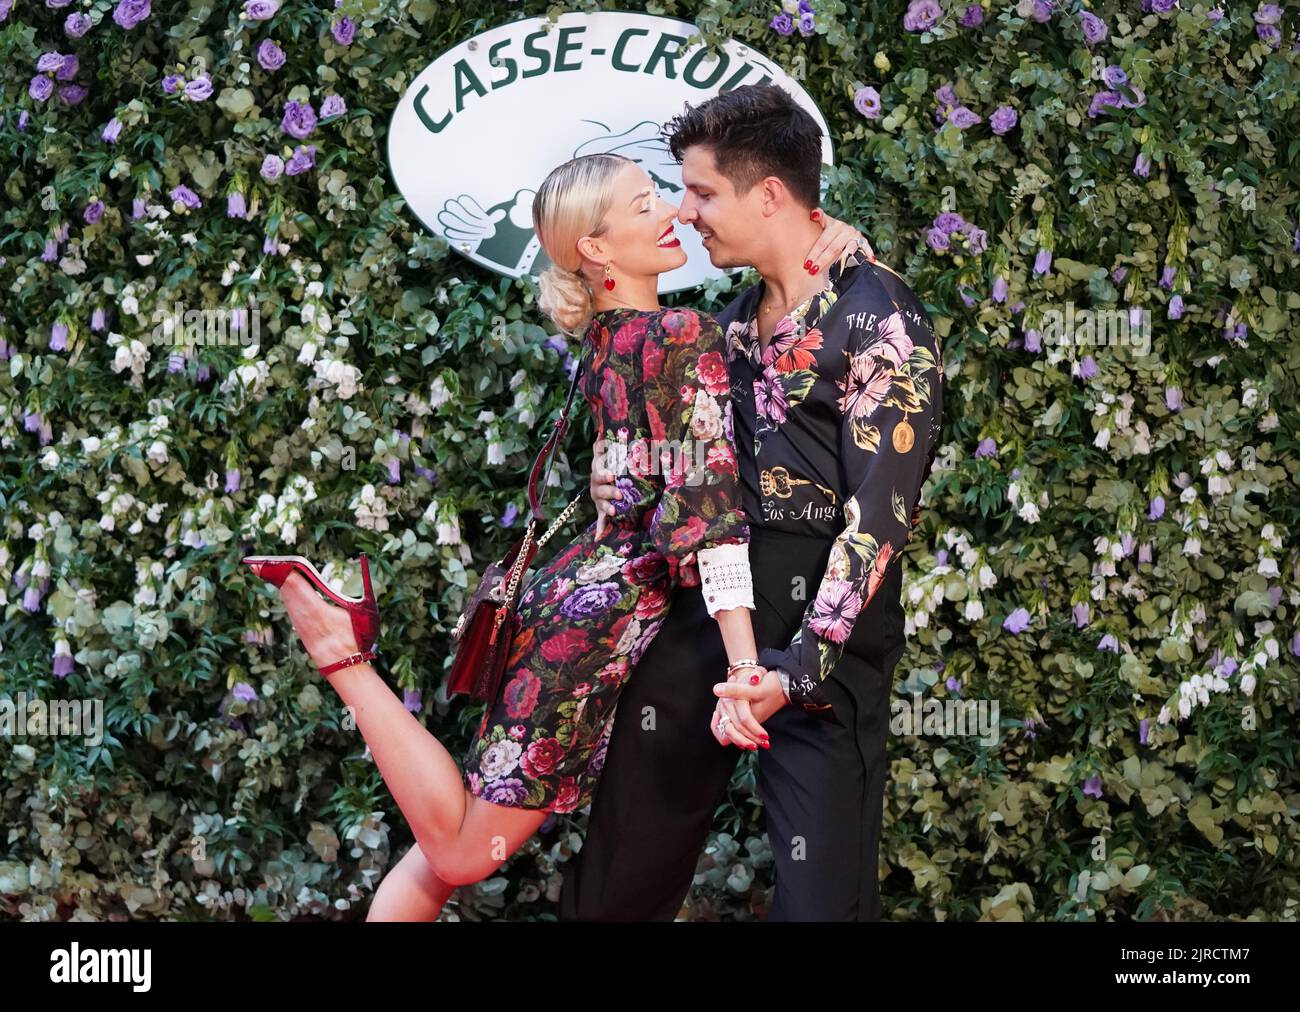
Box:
[437,189,540,274]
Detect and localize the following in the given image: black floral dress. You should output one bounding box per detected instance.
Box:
[461,306,751,813]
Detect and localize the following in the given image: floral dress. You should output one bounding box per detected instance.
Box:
[461,306,751,813]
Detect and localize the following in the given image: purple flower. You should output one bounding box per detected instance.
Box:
[112,0,152,30]
[53,652,75,678]
[1088,90,1124,118]
[257,39,286,71]
[992,276,1008,302]
[232,682,259,702]
[1031,0,1054,22]
[1254,4,1281,25]
[1082,775,1102,799]
[1134,152,1150,178]
[56,54,79,81]
[990,105,1017,135]
[1112,266,1128,284]
[386,458,401,484]
[975,437,997,458]
[227,192,246,218]
[225,468,241,493]
[24,586,44,612]
[934,211,965,234]
[1164,386,1182,411]
[184,75,213,101]
[18,110,29,131]
[1073,602,1090,628]
[770,12,795,35]
[926,227,950,252]
[320,94,348,119]
[37,52,65,73]
[1102,65,1127,89]
[1148,495,1165,520]
[1077,355,1098,380]
[84,200,104,224]
[102,117,124,143]
[481,777,527,806]
[853,86,882,120]
[50,322,68,350]
[959,4,984,28]
[797,11,816,35]
[167,350,186,374]
[332,15,356,45]
[260,154,285,180]
[47,0,74,6]
[43,239,59,261]
[903,0,942,31]
[91,308,106,331]
[58,84,88,106]
[132,197,147,220]
[1139,718,1150,745]
[946,105,982,129]
[280,99,317,139]
[285,144,317,175]
[162,74,183,94]
[945,676,961,693]
[1080,10,1108,45]
[1003,607,1031,634]
[1168,294,1183,320]
[1033,248,1052,275]
[935,549,949,566]
[1097,633,1119,653]
[65,12,92,37]
[0,0,10,20]
[29,76,54,102]
[263,234,279,255]
[170,185,201,209]
[196,363,211,382]
[501,501,518,527]
[403,688,422,713]
[1256,24,1280,47]
[1292,630,1300,658]
[1159,265,1176,290]
[1206,7,1223,21]
[244,0,279,20]
[1023,329,1041,353]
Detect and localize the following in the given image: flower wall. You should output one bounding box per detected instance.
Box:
[1,0,1297,920]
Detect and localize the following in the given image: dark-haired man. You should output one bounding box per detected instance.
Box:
[557,84,944,921]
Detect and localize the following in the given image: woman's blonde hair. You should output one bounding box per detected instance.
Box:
[532,153,630,335]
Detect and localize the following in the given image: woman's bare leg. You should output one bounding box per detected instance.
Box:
[367,845,456,921]
[251,566,548,884]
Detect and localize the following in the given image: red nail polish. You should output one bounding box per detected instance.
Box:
[803,260,812,270]
[811,265,820,274]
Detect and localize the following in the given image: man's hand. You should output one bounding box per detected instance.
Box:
[803,210,875,274]
[590,438,620,539]
[710,666,786,749]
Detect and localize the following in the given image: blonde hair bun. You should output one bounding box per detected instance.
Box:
[537,264,595,335]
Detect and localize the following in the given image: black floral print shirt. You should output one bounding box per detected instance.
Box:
[715,249,945,720]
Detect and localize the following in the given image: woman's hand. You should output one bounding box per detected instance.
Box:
[802,209,874,275]
[710,666,775,749]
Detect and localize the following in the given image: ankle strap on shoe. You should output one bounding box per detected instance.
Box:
[318,648,378,676]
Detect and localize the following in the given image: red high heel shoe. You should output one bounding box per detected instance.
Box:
[241,553,380,676]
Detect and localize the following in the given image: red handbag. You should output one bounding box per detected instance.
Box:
[447,358,588,703]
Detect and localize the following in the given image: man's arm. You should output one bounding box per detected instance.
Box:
[758,275,944,722]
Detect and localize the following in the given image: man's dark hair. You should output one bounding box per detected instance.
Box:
[662,84,822,208]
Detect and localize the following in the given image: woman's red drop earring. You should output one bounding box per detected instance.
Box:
[603,264,615,291]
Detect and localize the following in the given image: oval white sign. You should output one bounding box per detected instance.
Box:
[387,11,834,293]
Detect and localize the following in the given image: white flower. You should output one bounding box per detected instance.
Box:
[1258,557,1279,578]
[1183,537,1201,557]
[429,376,451,408]
[1157,704,1171,724]
[40,449,60,471]
[977,564,996,590]
[485,434,505,466]
[964,598,984,622]
[298,341,318,365]
[1007,481,1021,506]
[146,440,169,465]
[435,503,460,545]
[1240,673,1256,695]
[689,390,723,440]
[1093,427,1111,449]
[479,739,522,780]
[1018,501,1040,523]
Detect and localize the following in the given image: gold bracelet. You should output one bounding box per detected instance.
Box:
[725,658,759,678]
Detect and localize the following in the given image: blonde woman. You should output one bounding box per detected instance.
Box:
[243,151,868,919]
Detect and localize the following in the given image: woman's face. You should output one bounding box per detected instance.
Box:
[584,162,686,281]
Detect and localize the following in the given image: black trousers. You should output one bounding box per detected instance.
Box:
[556,527,904,921]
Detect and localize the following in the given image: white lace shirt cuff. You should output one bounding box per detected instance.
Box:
[696,541,755,618]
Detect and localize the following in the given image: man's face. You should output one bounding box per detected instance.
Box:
[676,145,764,269]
